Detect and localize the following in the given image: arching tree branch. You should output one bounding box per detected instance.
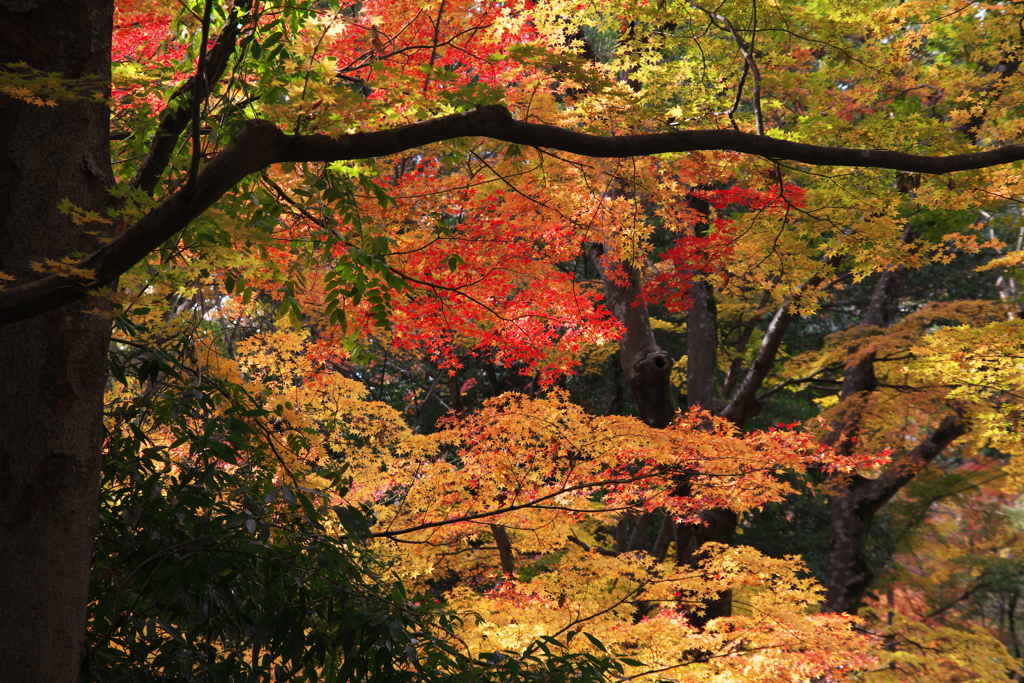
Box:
[5,104,1024,325]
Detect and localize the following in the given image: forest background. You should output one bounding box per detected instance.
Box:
[5,0,1024,680]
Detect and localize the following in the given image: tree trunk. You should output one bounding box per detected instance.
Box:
[683,191,723,414]
[685,279,722,412]
[0,1,113,680]
[820,260,969,613]
[823,410,967,613]
[589,237,739,623]
[819,269,899,614]
[587,244,675,429]
[824,487,876,615]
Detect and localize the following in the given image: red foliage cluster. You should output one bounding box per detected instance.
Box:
[645,183,806,313]
[112,0,187,113]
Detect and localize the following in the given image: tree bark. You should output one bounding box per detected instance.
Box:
[818,268,901,614]
[490,524,515,576]
[821,262,968,613]
[686,279,722,412]
[824,411,967,613]
[589,203,738,621]
[129,3,245,196]
[587,244,675,429]
[683,192,722,414]
[0,1,114,680]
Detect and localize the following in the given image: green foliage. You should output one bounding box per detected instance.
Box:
[90,337,425,681]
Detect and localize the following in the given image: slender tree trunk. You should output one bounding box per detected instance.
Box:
[673,193,736,621]
[820,260,967,613]
[823,408,967,613]
[685,279,722,412]
[0,1,114,679]
[676,276,738,622]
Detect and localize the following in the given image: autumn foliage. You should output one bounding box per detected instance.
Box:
[48,0,1024,680]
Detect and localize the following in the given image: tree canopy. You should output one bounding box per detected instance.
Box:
[4,0,1024,680]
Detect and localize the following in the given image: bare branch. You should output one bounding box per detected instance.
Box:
[687,0,765,135]
[5,105,1024,324]
[130,4,245,195]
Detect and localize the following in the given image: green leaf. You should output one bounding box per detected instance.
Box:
[583,632,608,653]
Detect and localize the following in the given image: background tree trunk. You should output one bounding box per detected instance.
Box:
[820,261,967,613]
[0,1,113,679]
[589,232,738,623]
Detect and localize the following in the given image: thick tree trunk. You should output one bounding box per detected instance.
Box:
[587,244,675,429]
[672,194,736,622]
[0,1,113,680]
[824,487,876,615]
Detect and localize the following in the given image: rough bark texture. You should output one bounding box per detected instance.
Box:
[819,268,902,614]
[587,244,675,429]
[721,258,840,426]
[683,192,722,414]
[588,198,739,622]
[0,1,114,680]
[673,194,736,621]
[721,302,792,424]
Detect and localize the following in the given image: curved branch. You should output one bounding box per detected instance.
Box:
[5,104,1024,325]
[687,0,764,134]
[130,4,245,195]
[721,255,842,425]
[857,407,969,517]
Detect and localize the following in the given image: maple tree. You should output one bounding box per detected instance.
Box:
[6,0,1024,680]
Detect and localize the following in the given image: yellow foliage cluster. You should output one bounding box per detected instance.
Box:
[444,543,881,682]
[911,318,1024,485]
[177,330,895,679]
[784,300,1010,457]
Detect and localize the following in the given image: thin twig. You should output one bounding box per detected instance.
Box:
[187,0,215,193]
[687,0,765,135]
